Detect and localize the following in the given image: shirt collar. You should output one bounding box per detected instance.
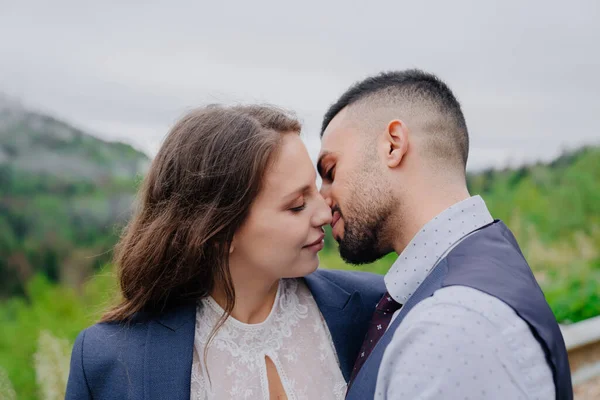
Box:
[384,195,493,304]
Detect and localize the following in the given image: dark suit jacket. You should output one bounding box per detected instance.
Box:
[66,268,385,399]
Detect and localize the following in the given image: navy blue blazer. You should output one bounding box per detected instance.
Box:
[65,269,385,399]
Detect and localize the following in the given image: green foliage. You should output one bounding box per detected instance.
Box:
[467,146,600,242]
[543,263,600,324]
[0,269,116,400]
[0,166,138,297]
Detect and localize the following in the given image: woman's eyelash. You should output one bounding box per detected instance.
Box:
[290,203,306,212]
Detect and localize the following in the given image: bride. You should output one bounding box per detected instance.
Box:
[66,104,385,400]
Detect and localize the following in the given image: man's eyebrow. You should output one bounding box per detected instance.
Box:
[317,151,331,177]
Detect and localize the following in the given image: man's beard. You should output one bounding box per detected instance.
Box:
[336,185,394,265]
[338,213,387,264]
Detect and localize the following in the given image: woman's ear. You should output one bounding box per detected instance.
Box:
[384,120,409,168]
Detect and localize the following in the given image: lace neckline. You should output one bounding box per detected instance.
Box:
[201,279,285,330]
[194,279,308,357]
[203,280,283,329]
[191,278,347,400]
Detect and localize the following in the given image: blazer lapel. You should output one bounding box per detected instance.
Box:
[144,303,197,400]
[304,272,370,382]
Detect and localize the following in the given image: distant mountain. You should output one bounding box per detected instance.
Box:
[0,95,150,297]
[0,93,149,183]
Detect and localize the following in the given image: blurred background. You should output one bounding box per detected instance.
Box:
[0,0,599,398]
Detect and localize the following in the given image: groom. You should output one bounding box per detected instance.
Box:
[318,70,572,399]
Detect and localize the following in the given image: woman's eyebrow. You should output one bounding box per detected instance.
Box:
[282,185,311,202]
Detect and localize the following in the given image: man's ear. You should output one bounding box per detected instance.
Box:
[384,120,409,168]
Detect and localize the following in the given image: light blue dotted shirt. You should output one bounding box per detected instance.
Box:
[375,196,555,399]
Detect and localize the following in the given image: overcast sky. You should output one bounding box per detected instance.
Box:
[1,0,598,170]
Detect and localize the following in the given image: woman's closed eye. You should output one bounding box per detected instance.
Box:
[289,202,306,213]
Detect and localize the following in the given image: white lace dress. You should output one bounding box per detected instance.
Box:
[190,278,347,400]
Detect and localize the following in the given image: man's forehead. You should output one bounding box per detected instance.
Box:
[321,107,355,152]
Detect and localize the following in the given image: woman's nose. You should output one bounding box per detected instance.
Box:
[313,193,333,227]
[319,182,332,206]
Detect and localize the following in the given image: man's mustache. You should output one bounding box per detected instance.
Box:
[331,205,343,218]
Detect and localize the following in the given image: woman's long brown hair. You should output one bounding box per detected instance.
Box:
[101,105,301,324]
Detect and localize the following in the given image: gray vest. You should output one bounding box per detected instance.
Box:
[346,220,572,400]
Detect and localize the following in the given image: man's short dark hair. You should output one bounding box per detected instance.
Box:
[321,69,469,167]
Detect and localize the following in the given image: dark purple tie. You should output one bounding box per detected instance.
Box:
[347,291,402,388]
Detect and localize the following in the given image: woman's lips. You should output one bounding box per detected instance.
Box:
[303,233,325,252]
[305,233,325,247]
